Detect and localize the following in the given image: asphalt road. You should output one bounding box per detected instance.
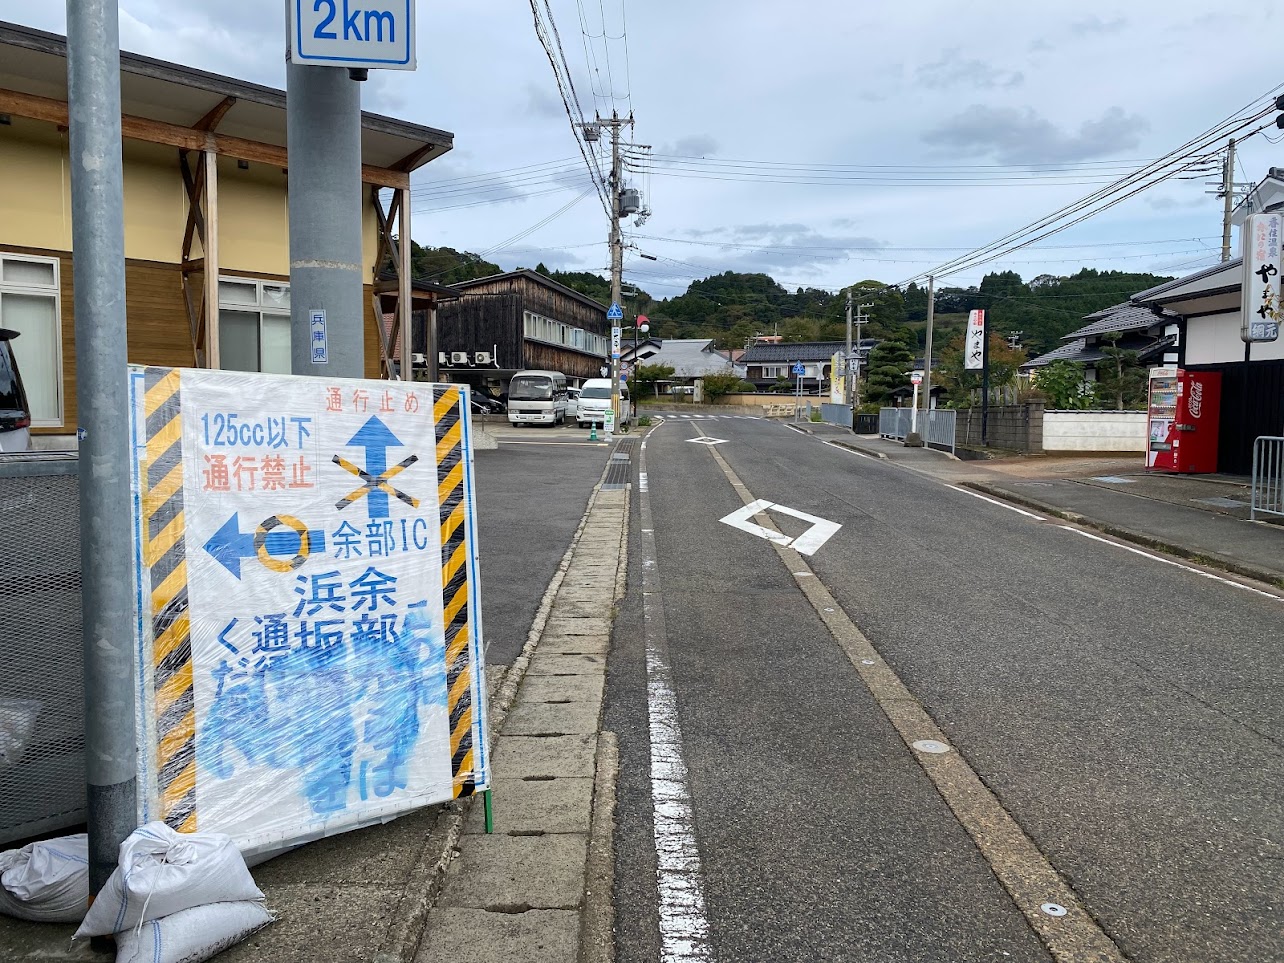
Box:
[471,433,609,665]
[606,413,1284,963]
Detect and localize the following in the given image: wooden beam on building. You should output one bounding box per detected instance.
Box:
[371,290,395,380]
[0,87,410,190]
[399,187,413,382]
[203,150,221,369]
[193,96,236,132]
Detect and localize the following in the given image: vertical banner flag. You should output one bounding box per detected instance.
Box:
[1243,212,1283,343]
[830,352,845,404]
[965,309,986,370]
[128,367,489,857]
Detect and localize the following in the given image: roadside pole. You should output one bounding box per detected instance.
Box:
[66,0,137,899]
[922,275,936,420]
[845,292,853,406]
[286,62,364,379]
[981,326,991,447]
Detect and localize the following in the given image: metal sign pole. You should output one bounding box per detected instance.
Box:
[287,62,365,379]
[66,0,138,899]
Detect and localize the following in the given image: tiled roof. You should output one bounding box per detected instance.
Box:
[632,339,741,378]
[741,341,849,363]
[1021,338,1105,369]
[1063,302,1164,340]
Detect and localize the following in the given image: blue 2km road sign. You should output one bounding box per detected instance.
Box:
[289,0,416,70]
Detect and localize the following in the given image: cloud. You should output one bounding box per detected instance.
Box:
[523,83,565,120]
[917,50,1023,90]
[922,105,1147,164]
[656,135,720,157]
[1070,15,1129,36]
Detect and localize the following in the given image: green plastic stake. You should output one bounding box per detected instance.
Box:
[483,789,494,834]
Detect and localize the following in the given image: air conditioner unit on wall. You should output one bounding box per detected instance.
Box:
[450,352,470,365]
[412,353,426,364]
[438,352,450,366]
[474,351,492,366]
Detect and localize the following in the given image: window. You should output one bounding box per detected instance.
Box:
[763,365,785,378]
[219,278,291,374]
[0,254,62,426]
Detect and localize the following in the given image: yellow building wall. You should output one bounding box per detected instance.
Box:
[0,118,71,252]
[121,141,186,264]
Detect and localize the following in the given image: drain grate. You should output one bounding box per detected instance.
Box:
[602,453,631,489]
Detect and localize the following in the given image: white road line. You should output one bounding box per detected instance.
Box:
[823,441,874,459]
[640,471,649,492]
[638,429,714,962]
[785,424,809,435]
[1060,526,1284,601]
[947,485,1047,520]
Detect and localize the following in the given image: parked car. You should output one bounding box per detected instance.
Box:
[470,392,505,415]
[576,378,631,429]
[566,386,581,420]
[0,329,32,453]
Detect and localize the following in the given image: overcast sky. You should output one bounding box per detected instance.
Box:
[4,2,1281,300]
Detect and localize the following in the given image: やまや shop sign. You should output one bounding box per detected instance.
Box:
[129,367,487,857]
[1243,212,1283,343]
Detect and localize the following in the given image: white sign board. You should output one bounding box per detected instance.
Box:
[965,310,986,370]
[910,371,923,386]
[129,367,487,857]
[1242,212,1283,343]
[288,0,416,70]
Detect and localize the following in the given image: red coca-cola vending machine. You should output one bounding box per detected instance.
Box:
[1145,367,1221,473]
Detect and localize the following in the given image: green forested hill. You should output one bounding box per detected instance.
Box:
[410,244,1173,357]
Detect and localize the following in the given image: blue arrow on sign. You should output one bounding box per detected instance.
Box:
[607,303,624,320]
[344,416,405,519]
[204,513,327,579]
[205,513,256,578]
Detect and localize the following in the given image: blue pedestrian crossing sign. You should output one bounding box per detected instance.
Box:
[791,362,806,376]
[607,303,624,321]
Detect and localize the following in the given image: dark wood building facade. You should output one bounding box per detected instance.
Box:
[434,270,610,389]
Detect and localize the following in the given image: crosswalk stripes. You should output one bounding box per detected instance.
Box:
[656,414,761,420]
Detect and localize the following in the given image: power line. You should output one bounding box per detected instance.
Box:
[898,90,1283,286]
[526,0,612,218]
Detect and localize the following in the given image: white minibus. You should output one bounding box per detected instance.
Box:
[575,378,631,429]
[507,370,569,426]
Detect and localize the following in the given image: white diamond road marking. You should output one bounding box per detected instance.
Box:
[686,437,729,446]
[719,499,842,556]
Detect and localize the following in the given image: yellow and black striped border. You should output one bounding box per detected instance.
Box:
[433,386,483,798]
[140,367,197,832]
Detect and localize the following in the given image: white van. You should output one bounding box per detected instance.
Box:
[507,370,568,426]
[576,378,631,429]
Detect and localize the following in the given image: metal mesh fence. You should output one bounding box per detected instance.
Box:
[0,455,85,844]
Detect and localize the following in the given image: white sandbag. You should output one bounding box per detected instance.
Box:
[0,698,41,768]
[0,834,88,922]
[75,822,263,939]
[114,900,273,963]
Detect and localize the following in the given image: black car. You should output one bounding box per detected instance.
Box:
[0,328,33,453]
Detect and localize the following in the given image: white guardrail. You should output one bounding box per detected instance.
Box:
[879,408,956,453]
[1251,436,1284,522]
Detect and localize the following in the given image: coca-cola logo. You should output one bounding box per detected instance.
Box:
[1188,381,1203,419]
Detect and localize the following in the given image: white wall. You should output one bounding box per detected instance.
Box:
[1186,311,1284,364]
[1044,411,1147,452]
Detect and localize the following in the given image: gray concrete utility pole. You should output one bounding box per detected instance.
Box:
[287,64,365,379]
[845,292,853,406]
[601,113,632,426]
[922,275,936,416]
[66,0,137,899]
[1221,138,1237,263]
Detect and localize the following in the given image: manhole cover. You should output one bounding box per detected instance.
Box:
[912,739,951,754]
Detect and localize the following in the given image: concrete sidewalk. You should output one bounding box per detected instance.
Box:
[0,479,630,963]
[822,430,1284,589]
